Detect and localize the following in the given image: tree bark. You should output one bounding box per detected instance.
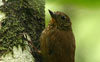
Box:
[0,0,45,62]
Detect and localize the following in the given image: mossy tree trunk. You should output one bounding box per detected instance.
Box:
[0,0,45,62]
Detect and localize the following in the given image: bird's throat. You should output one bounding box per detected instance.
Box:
[57,25,72,31]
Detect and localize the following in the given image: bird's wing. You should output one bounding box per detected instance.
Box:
[48,30,75,56]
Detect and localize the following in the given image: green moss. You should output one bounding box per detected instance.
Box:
[0,0,45,58]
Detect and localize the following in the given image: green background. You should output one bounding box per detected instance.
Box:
[45,0,100,62]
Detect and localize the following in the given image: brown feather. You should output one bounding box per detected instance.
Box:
[40,11,75,62]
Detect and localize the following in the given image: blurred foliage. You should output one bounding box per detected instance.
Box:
[47,0,100,8]
[45,0,100,62]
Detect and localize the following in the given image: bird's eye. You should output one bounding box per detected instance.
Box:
[61,16,66,20]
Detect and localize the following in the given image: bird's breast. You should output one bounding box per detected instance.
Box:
[40,27,75,62]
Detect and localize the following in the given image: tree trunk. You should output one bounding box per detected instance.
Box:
[0,0,45,62]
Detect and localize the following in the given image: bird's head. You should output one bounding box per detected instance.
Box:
[48,10,72,30]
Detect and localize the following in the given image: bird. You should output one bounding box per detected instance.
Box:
[40,10,75,62]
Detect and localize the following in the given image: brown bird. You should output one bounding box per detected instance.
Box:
[40,10,75,62]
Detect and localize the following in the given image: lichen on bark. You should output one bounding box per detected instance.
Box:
[0,0,45,62]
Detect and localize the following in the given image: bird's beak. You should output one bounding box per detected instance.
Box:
[48,10,56,19]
